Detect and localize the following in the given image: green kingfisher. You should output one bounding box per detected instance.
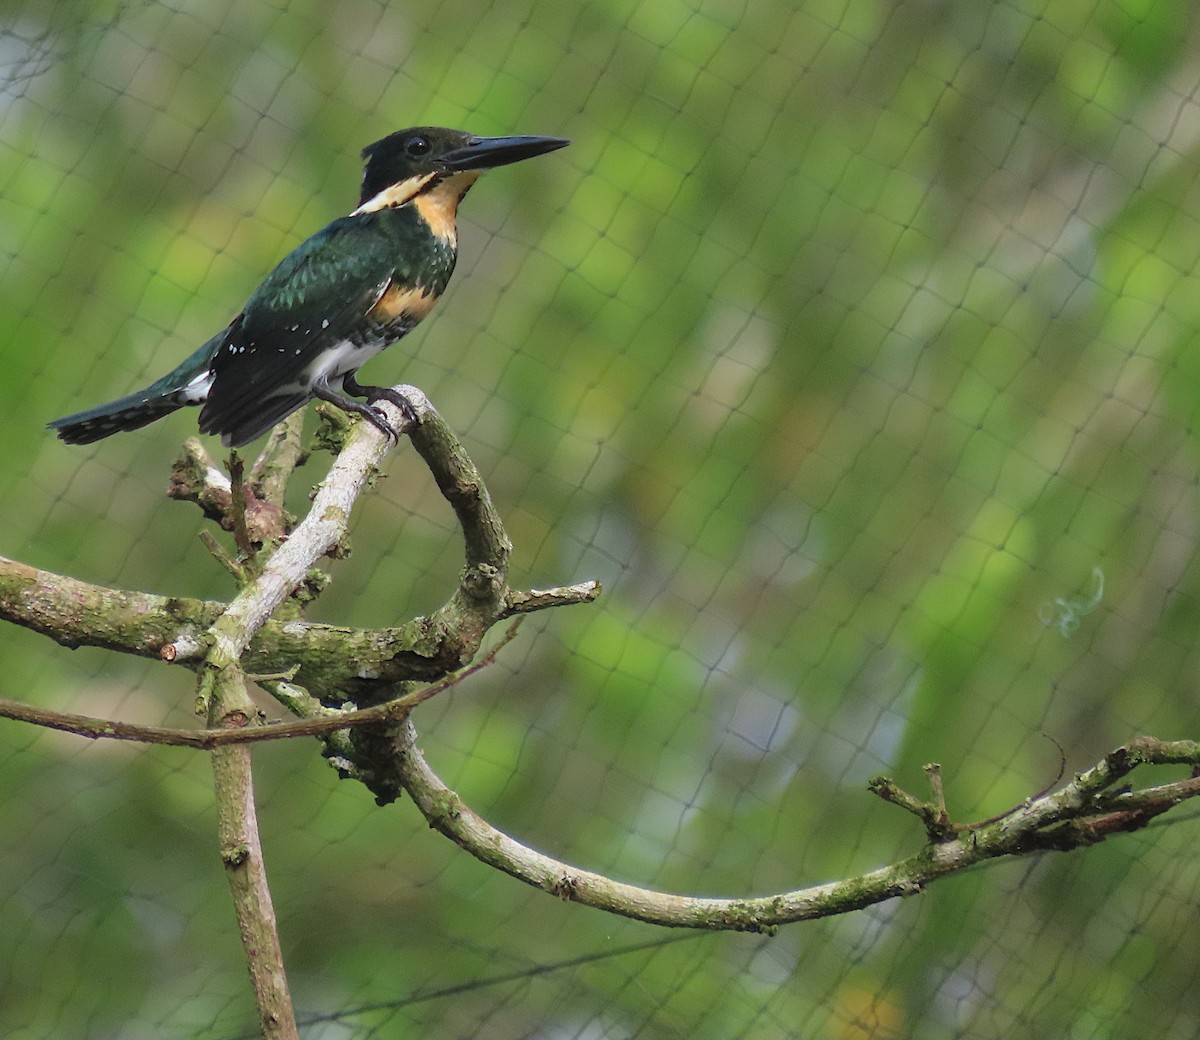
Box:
[49,127,568,447]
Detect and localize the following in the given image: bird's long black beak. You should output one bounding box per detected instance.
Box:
[442,134,569,171]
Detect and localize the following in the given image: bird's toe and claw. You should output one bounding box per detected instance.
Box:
[312,375,418,443]
[345,373,420,429]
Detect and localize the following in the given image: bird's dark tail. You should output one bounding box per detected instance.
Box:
[49,389,193,445]
[48,335,223,445]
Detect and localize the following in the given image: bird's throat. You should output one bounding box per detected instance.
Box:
[412,171,480,247]
[351,170,480,249]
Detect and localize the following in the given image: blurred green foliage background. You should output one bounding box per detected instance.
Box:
[3,0,1200,1036]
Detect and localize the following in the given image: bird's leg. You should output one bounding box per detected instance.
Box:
[311,374,399,442]
[343,372,419,429]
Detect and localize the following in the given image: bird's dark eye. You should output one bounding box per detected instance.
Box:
[406,135,431,156]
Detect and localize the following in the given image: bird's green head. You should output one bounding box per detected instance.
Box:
[357,126,568,211]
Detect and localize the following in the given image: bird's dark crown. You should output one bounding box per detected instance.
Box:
[358,126,569,207]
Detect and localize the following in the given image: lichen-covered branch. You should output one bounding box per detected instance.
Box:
[168,437,291,546]
[391,730,1200,932]
[0,395,596,702]
[6,677,1194,933]
[504,581,601,616]
[5,394,1200,938]
[0,623,520,750]
[0,553,494,698]
[203,404,404,673]
[3,388,601,1040]
[211,704,298,1040]
[248,412,307,509]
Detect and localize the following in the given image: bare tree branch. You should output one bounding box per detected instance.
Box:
[16,389,1200,947]
[168,437,290,547]
[0,554,462,697]
[202,403,404,679]
[191,400,418,1039]
[210,702,299,1040]
[4,387,599,1038]
[392,729,1200,932]
[1,390,593,706]
[248,412,307,509]
[35,382,1200,1023]
[0,622,521,749]
[504,581,602,616]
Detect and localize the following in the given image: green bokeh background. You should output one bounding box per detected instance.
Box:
[3,0,1200,1036]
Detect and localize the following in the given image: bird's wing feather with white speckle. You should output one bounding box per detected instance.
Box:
[198,216,410,444]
